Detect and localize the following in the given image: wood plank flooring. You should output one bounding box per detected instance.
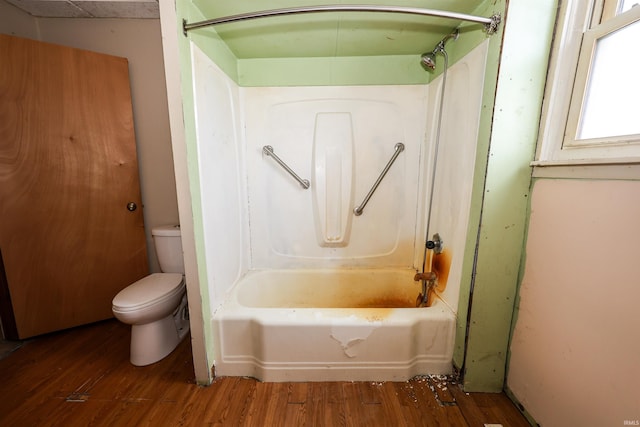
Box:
[0,320,530,426]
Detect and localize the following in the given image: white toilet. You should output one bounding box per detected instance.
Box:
[112,225,189,366]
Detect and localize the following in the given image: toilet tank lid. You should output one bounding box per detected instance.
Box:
[113,273,184,309]
[152,224,180,237]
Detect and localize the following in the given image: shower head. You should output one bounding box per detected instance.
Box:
[420,53,437,71]
[419,29,460,72]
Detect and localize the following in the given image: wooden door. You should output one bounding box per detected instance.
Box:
[0,35,149,339]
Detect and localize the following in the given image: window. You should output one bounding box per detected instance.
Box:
[536,0,640,164]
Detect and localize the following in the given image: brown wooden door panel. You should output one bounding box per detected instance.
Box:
[0,34,148,339]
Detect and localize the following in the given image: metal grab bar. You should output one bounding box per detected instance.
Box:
[262,145,310,189]
[353,142,404,216]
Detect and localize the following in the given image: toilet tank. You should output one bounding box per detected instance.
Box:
[152,225,184,274]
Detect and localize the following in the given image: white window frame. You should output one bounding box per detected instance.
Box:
[535,0,640,165]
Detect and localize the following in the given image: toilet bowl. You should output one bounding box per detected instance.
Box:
[112,225,189,366]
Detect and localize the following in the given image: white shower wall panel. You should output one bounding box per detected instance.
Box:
[421,41,489,311]
[191,44,250,307]
[242,86,429,269]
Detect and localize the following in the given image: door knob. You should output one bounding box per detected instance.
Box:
[126,202,137,212]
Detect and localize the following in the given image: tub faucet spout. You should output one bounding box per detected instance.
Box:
[414,271,437,307]
[414,271,436,282]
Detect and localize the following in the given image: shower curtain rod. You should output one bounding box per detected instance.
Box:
[182,5,501,36]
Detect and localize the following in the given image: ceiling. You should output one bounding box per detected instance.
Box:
[3,0,159,18]
[3,0,491,58]
[188,1,488,59]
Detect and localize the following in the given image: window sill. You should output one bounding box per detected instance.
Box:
[531,158,640,180]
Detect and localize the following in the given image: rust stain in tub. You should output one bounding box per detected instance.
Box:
[432,248,451,292]
[353,296,414,308]
[355,307,393,321]
[352,296,416,321]
[425,248,452,306]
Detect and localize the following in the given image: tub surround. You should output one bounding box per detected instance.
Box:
[190,38,488,381]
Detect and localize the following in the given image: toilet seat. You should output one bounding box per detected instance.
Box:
[112,273,184,313]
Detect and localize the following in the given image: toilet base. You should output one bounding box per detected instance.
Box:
[129,298,190,366]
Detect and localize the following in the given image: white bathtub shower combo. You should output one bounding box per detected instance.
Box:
[191,39,488,381]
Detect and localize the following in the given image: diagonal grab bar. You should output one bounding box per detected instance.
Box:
[354,142,404,216]
[263,145,310,189]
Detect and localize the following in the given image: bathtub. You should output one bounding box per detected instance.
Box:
[212,269,456,382]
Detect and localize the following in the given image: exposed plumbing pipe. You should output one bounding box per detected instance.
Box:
[415,31,457,307]
[420,30,459,71]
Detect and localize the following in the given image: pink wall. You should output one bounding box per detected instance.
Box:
[508,178,640,426]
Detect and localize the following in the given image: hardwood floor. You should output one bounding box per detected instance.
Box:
[0,320,530,426]
[0,338,24,360]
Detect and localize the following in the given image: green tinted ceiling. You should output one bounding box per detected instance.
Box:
[190,0,487,59]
